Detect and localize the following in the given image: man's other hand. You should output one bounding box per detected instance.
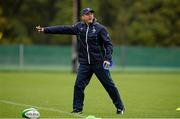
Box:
[103,60,110,70]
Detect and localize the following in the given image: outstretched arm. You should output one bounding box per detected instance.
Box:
[35,24,78,35]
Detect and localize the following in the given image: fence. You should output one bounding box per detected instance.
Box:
[0,45,180,71]
[0,45,71,71]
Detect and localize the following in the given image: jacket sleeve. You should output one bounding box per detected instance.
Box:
[100,27,113,62]
[44,24,78,35]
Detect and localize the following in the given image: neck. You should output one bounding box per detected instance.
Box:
[85,22,90,26]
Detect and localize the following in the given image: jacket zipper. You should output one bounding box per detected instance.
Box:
[86,25,90,64]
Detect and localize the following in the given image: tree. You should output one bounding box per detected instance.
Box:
[0,0,73,45]
[0,0,180,46]
[97,0,180,47]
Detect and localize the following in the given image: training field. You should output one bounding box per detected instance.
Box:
[0,71,180,118]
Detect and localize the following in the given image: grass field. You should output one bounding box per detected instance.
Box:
[0,71,180,118]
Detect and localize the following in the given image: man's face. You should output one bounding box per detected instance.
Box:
[82,12,94,24]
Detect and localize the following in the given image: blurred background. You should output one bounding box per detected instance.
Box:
[0,0,180,72]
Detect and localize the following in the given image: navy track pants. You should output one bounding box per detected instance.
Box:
[73,63,124,111]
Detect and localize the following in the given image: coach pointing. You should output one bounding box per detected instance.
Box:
[36,8,125,114]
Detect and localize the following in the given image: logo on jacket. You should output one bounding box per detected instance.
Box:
[80,28,83,31]
[92,27,96,33]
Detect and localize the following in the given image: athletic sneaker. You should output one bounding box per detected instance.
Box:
[71,109,82,114]
[116,108,125,114]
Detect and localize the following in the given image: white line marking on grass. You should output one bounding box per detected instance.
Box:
[0,99,85,118]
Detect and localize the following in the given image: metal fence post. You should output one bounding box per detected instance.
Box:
[19,44,24,70]
[120,45,125,68]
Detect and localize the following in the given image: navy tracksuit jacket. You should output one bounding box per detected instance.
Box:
[44,21,124,111]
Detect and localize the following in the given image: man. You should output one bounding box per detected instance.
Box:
[36,8,125,114]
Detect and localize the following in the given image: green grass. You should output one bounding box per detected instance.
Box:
[0,71,180,118]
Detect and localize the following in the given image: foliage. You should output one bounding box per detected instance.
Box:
[0,0,179,46]
[99,0,180,46]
